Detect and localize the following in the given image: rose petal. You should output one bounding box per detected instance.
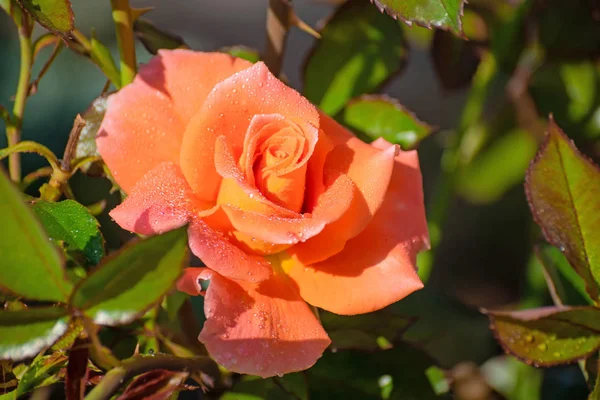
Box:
[138,49,253,124]
[221,174,354,245]
[215,135,299,218]
[242,114,318,212]
[109,162,203,235]
[187,219,272,282]
[177,267,213,296]
[180,62,319,202]
[196,268,330,378]
[97,80,186,193]
[289,115,397,264]
[287,141,429,315]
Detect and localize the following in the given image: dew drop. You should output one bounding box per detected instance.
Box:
[277,373,284,378]
[537,343,548,352]
[553,352,562,358]
[525,334,534,343]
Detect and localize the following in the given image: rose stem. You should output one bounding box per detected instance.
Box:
[264,0,292,76]
[5,12,33,182]
[110,0,137,86]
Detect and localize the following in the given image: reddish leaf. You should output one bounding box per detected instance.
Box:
[65,337,89,400]
[525,119,600,301]
[118,370,190,400]
[486,306,600,367]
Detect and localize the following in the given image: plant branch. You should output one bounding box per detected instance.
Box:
[110,0,137,86]
[29,40,64,96]
[6,14,33,182]
[0,141,60,171]
[264,0,292,76]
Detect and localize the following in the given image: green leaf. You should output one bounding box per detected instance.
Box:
[221,46,260,63]
[70,227,189,326]
[320,309,415,351]
[15,352,68,396]
[0,307,69,361]
[303,0,407,116]
[536,245,594,306]
[457,129,538,204]
[341,95,432,150]
[372,0,465,36]
[90,32,121,89]
[133,18,189,55]
[30,199,105,267]
[525,120,600,301]
[307,342,439,399]
[530,61,600,139]
[16,0,73,35]
[486,306,600,366]
[0,169,72,302]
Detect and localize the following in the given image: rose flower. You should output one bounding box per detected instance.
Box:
[97,50,429,378]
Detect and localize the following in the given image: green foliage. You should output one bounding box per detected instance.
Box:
[525,120,600,301]
[303,0,407,116]
[221,46,261,63]
[372,0,465,36]
[30,199,105,267]
[0,307,68,361]
[16,0,73,35]
[0,169,73,302]
[134,18,189,55]
[457,129,538,204]
[341,95,432,150]
[530,61,600,139]
[536,245,594,306]
[308,342,440,399]
[320,309,415,351]
[487,307,600,366]
[69,227,189,326]
[90,32,122,89]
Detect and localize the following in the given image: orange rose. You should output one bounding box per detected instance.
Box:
[97,50,429,377]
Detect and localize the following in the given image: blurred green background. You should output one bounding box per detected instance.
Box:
[1,1,599,398]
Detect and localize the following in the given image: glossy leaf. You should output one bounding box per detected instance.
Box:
[90,33,121,89]
[458,129,538,204]
[134,18,189,55]
[303,0,407,116]
[0,169,72,302]
[0,307,69,361]
[221,45,260,63]
[372,0,465,36]
[341,95,432,150]
[30,199,105,266]
[487,306,600,366]
[321,309,415,350]
[70,227,189,326]
[16,0,73,35]
[525,120,600,300]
